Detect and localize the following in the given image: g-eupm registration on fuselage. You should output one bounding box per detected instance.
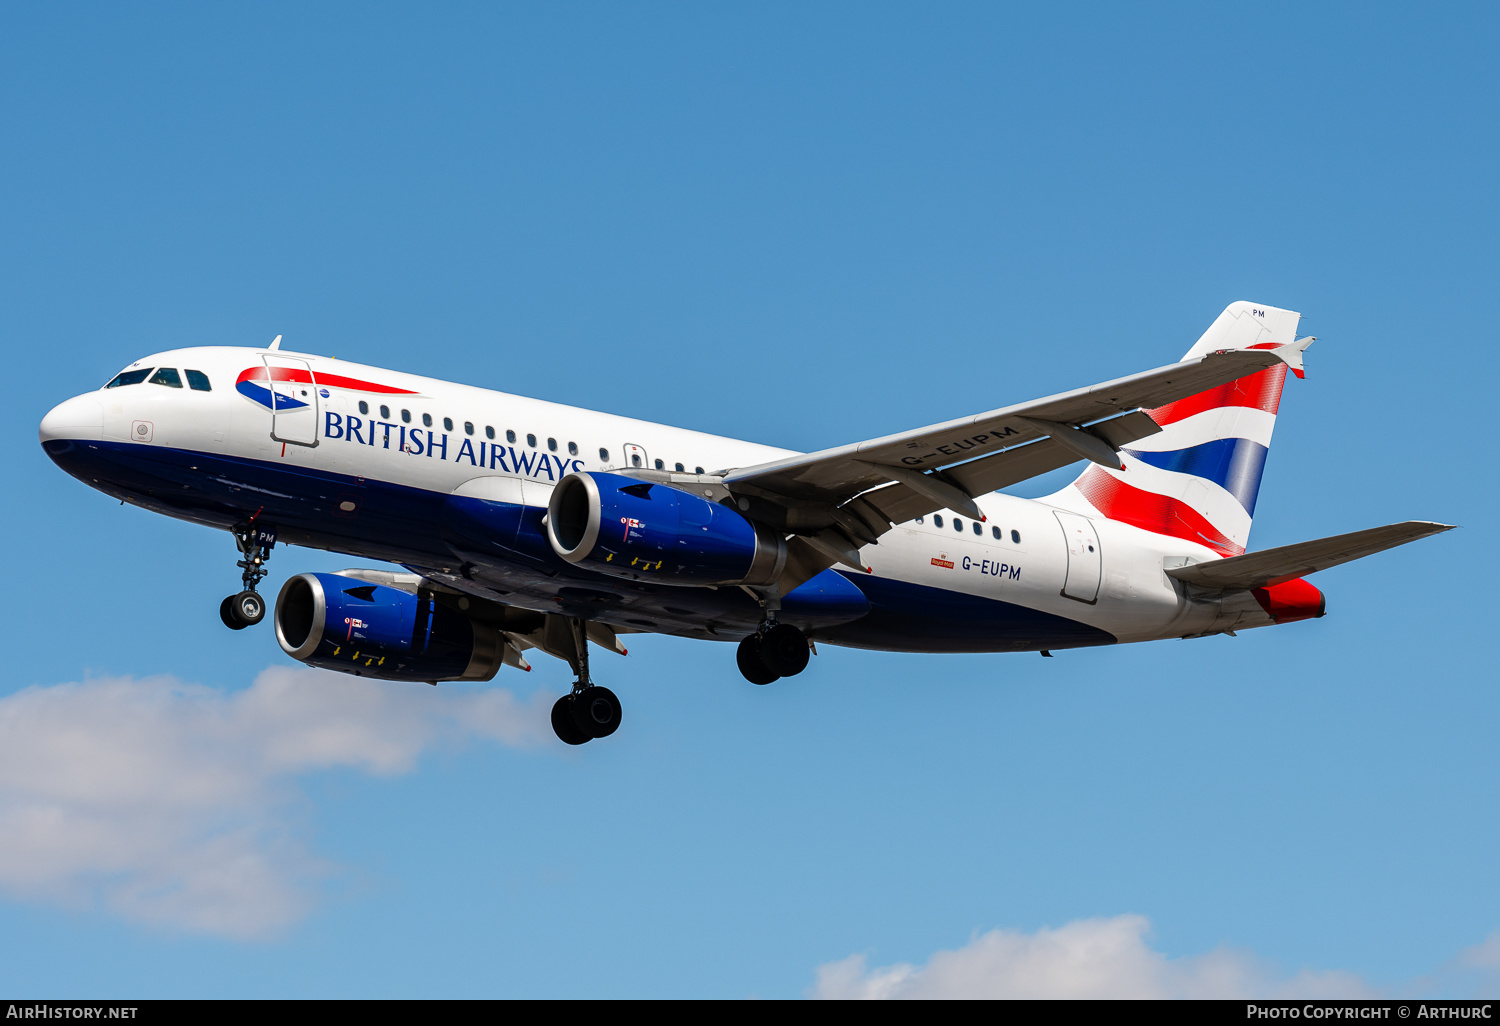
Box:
[39,302,1451,744]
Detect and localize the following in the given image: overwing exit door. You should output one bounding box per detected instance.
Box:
[1055,510,1102,603]
[622,443,648,469]
[264,355,319,447]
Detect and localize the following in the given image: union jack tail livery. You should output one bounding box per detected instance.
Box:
[1054,302,1305,556]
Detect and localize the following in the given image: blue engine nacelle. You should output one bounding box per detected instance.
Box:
[273,572,505,682]
[545,472,786,586]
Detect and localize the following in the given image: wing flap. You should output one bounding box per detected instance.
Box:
[1165,521,1456,591]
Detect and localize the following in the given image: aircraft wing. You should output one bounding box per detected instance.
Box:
[1164,521,1456,591]
[718,339,1312,581]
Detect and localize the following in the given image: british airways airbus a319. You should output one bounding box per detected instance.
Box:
[39,302,1452,744]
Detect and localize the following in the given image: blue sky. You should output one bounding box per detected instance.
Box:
[1,2,1496,998]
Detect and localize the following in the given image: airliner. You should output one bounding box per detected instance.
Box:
[38,302,1451,744]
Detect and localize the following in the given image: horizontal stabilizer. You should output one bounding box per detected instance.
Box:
[1165,521,1455,591]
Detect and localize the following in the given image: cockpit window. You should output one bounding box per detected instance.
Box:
[106,368,153,388]
[185,369,211,391]
[149,368,183,388]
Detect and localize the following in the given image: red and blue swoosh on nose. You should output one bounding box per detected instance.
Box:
[235,367,418,411]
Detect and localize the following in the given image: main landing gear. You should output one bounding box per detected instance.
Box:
[736,620,810,685]
[220,524,273,631]
[551,617,623,745]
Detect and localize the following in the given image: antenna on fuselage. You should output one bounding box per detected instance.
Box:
[268,335,283,351]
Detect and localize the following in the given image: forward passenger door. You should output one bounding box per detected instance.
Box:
[264,355,319,447]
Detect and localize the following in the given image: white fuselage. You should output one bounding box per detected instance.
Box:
[40,345,1272,652]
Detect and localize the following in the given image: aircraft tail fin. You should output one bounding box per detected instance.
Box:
[1049,301,1308,555]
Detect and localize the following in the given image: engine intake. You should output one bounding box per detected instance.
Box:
[274,572,504,682]
[546,472,785,586]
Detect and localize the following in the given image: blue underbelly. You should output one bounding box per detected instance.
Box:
[826,572,1116,653]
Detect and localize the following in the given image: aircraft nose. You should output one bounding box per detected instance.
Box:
[39,393,103,448]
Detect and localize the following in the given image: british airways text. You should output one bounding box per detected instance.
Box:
[323,413,585,479]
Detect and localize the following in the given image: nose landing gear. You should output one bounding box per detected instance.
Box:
[220,525,274,630]
[736,620,810,684]
[550,617,624,745]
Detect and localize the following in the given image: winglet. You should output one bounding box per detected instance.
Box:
[268,334,283,351]
[1274,336,1314,379]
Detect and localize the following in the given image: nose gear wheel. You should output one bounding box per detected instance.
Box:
[221,524,274,629]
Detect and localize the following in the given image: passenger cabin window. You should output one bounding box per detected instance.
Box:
[915,516,925,524]
[599,448,610,462]
[973,522,982,536]
[568,441,578,456]
[149,368,182,388]
[674,463,685,473]
[954,518,963,532]
[185,369,211,391]
[654,459,665,470]
[359,401,369,415]
[631,452,643,467]
[422,413,432,427]
[464,421,473,435]
[106,368,153,388]
[933,515,943,528]
[695,466,704,474]
[992,526,1001,539]
[379,405,390,419]
[400,410,411,424]
[526,433,537,448]
[485,426,495,439]
[547,437,557,452]
[506,430,516,443]
[443,417,452,431]
[1011,530,1021,544]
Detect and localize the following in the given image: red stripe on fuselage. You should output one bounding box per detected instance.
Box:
[235,367,418,394]
[1146,364,1287,427]
[1073,465,1245,556]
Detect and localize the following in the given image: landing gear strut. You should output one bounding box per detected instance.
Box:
[220,524,273,630]
[736,618,810,685]
[551,617,623,745]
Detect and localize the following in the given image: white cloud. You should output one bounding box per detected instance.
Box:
[1442,932,1500,995]
[1457,932,1500,971]
[0,666,551,939]
[812,915,1375,999]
